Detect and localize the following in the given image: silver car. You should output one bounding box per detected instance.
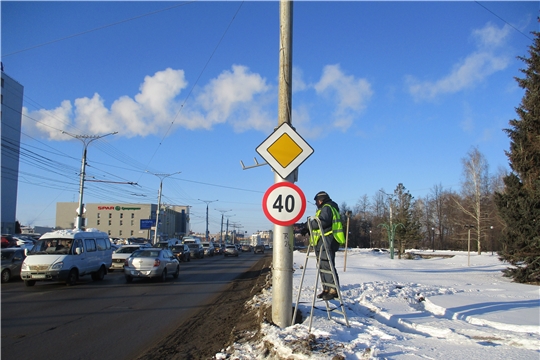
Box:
[110,244,149,272]
[1,248,26,283]
[124,248,179,283]
[224,245,239,257]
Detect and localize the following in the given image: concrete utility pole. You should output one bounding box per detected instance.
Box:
[273,0,294,329]
[216,209,232,247]
[62,131,117,230]
[199,199,218,241]
[148,171,181,244]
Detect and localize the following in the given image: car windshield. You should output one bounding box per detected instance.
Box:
[171,246,184,252]
[116,246,140,254]
[28,238,73,255]
[132,250,160,258]
[187,244,199,249]
[1,251,14,260]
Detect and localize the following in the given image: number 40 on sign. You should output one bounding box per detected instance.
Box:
[262,182,307,226]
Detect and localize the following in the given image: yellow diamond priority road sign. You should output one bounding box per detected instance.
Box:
[256,123,314,179]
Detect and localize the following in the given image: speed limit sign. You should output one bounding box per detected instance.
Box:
[262,182,306,226]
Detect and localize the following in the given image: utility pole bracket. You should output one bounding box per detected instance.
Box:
[240,157,268,170]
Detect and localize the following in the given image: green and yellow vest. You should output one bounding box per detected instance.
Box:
[310,204,346,246]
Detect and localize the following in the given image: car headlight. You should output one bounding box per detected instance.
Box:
[21,262,29,270]
[51,262,64,270]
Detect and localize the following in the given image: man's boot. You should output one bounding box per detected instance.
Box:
[317,289,328,299]
[322,288,338,301]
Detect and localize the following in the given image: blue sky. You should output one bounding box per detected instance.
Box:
[2,1,538,235]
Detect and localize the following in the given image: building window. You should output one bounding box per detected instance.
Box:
[108,220,112,226]
[119,230,122,236]
[130,230,134,236]
[109,213,112,219]
[120,220,123,226]
[120,213,123,219]
[97,220,100,225]
[131,220,134,226]
[1,78,4,88]
[108,230,111,236]
[97,213,101,218]
[131,213,135,219]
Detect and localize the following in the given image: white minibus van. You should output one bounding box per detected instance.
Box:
[20,228,113,287]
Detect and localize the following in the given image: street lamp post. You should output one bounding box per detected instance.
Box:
[465,225,474,266]
[490,225,494,255]
[62,131,117,230]
[369,230,372,248]
[199,199,218,241]
[431,227,435,252]
[216,209,232,247]
[147,171,181,244]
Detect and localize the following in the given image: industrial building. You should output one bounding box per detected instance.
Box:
[1,70,24,234]
[56,202,190,240]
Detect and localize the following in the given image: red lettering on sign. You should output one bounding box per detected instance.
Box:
[98,206,114,210]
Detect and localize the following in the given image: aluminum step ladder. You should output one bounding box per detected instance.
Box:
[292,216,349,332]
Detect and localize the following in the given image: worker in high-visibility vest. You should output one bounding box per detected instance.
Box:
[302,191,345,301]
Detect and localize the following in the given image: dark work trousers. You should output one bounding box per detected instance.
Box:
[314,235,340,291]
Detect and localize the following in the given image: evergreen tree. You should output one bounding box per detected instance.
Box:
[495,31,540,284]
[393,184,422,258]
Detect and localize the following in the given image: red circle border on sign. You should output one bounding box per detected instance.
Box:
[262,182,306,226]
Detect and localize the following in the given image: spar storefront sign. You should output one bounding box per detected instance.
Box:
[97,205,142,211]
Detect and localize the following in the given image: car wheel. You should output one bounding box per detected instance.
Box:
[1,269,10,283]
[173,266,180,279]
[109,269,114,272]
[66,269,78,286]
[160,269,167,282]
[125,275,132,283]
[24,280,36,287]
[187,255,190,262]
[91,266,106,281]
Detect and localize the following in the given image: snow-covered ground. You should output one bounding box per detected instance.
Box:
[217,249,540,359]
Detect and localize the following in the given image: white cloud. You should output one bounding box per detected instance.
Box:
[24,64,371,140]
[407,23,511,101]
[314,64,373,131]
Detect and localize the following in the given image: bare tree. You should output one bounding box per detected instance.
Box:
[455,147,491,254]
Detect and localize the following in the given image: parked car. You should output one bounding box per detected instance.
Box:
[124,248,179,283]
[110,244,150,272]
[241,244,252,252]
[1,235,17,248]
[187,243,204,259]
[13,236,36,250]
[254,244,265,254]
[171,244,190,262]
[1,248,26,283]
[224,244,239,257]
[202,242,215,257]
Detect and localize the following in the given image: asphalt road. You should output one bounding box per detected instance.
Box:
[1,250,264,360]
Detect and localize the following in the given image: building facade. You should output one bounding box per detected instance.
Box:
[56,202,190,240]
[1,70,24,234]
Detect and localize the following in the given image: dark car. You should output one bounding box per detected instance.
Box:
[1,248,26,283]
[254,245,265,254]
[187,243,204,259]
[171,244,190,262]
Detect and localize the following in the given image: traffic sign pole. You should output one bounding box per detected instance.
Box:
[273,0,293,329]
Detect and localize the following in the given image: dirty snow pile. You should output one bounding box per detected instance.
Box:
[216,249,540,359]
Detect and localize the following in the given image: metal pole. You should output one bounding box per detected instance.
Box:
[147,171,181,245]
[273,0,293,329]
[62,131,117,230]
[343,211,351,272]
[198,199,218,241]
[468,227,471,266]
[154,181,163,245]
